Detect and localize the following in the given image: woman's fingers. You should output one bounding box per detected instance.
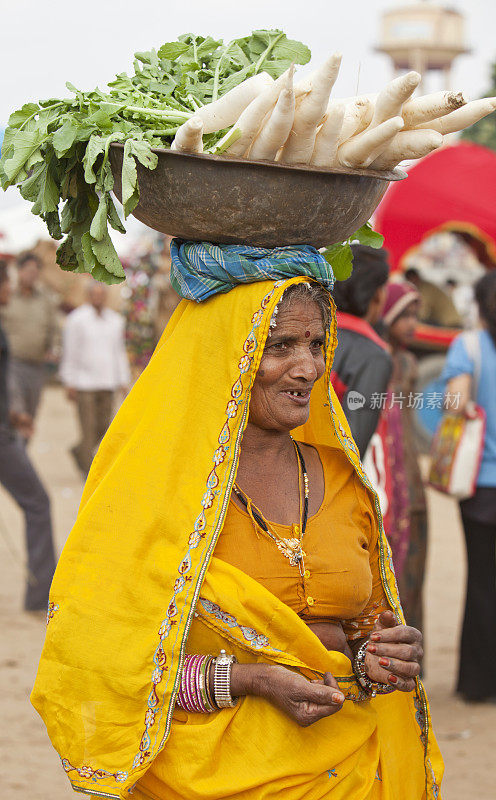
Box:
[364,650,420,690]
[371,624,421,645]
[296,676,344,706]
[385,673,417,692]
[293,677,345,725]
[367,642,423,662]
[309,674,345,705]
[380,657,421,679]
[376,609,397,629]
[323,671,341,691]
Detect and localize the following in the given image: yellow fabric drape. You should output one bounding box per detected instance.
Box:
[32,278,443,799]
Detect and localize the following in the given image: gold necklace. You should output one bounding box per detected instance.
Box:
[233,439,309,575]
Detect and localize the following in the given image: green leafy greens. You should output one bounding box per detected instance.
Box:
[321,223,385,282]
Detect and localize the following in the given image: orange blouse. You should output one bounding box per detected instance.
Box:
[214,443,389,641]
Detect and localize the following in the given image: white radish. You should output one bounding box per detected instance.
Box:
[223,69,294,157]
[415,97,496,134]
[337,116,405,168]
[280,53,342,165]
[402,91,466,128]
[294,53,341,97]
[249,77,295,161]
[310,102,345,167]
[171,116,204,153]
[370,129,444,170]
[196,72,274,134]
[369,71,421,127]
[335,96,374,143]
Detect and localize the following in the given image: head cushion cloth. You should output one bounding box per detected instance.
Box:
[170,240,335,301]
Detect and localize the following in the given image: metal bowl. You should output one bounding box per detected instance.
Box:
[109,145,405,248]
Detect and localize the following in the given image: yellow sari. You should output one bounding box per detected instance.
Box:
[32,277,443,799]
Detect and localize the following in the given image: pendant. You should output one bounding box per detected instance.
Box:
[277,538,307,567]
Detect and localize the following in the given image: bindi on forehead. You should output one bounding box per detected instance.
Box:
[305,330,311,338]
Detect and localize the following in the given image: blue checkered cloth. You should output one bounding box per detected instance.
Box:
[170,240,334,302]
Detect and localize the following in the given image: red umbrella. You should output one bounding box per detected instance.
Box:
[374,142,496,271]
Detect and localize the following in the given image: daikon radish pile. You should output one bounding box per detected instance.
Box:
[181,52,496,174]
[176,56,495,172]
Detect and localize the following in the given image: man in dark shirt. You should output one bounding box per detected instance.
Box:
[0,261,56,611]
[331,245,393,458]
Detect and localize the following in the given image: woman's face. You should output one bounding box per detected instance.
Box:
[389,300,419,347]
[249,299,326,432]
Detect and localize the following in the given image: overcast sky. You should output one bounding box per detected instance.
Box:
[1,0,495,220]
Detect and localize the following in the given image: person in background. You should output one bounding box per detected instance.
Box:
[331,245,392,458]
[0,252,59,441]
[0,261,56,611]
[445,278,478,330]
[60,280,131,477]
[442,271,496,703]
[404,267,462,329]
[149,236,180,346]
[381,282,427,636]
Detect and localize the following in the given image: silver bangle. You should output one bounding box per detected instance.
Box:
[213,649,238,708]
[353,641,395,697]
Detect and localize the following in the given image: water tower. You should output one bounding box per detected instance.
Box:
[376,1,470,90]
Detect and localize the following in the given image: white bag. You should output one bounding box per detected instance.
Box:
[428,331,486,500]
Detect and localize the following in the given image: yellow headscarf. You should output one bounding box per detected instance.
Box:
[32,278,442,799]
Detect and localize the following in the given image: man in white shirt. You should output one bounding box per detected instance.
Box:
[60,281,130,476]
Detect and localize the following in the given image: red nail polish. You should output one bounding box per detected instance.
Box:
[371,633,381,642]
[388,674,398,684]
[367,644,376,654]
[379,658,389,667]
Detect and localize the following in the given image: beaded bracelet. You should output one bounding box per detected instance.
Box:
[353,641,396,697]
[176,654,217,713]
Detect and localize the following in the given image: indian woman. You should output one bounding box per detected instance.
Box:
[31,243,443,799]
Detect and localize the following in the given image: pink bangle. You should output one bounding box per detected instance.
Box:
[184,656,201,712]
[177,654,217,713]
[194,655,208,713]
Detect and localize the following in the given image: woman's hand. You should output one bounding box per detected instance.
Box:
[364,610,422,692]
[231,663,345,727]
[306,620,353,660]
[260,665,345,726]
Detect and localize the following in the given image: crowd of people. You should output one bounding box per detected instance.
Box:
[0,241,179,612]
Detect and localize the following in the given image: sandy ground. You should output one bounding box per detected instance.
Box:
[0,386,494,799]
